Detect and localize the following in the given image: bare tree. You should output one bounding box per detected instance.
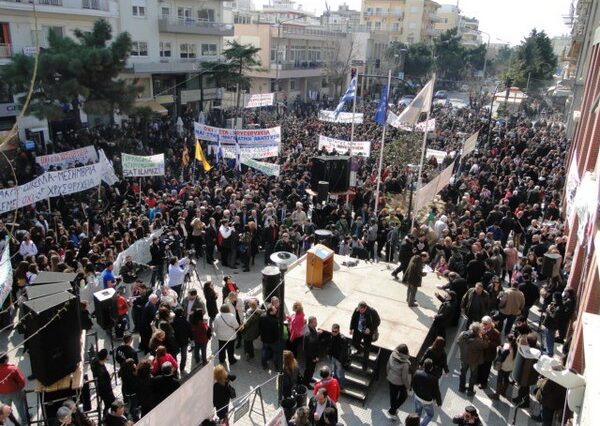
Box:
[323,39,358,99]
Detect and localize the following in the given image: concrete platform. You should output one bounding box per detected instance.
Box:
[283,254,443,355]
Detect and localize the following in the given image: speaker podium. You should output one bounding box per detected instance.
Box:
[306,244,334,288]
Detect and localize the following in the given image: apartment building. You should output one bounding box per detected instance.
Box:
[433,3,481,46]
[232,21,351,103]
[0,0,119,142]
[360,0,440,43]
[118,0,233,117]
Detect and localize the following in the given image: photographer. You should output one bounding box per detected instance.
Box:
[120,255,152,286]
[167,256,190,298]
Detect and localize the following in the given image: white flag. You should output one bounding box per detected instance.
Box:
[394,79,434,127]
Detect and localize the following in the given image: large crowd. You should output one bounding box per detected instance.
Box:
[0,87,573,426]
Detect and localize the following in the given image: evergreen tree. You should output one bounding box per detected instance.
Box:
[504,29,558,90]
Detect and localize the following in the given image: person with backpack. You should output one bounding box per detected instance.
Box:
[384,344,411,420]
[457,322,487,395]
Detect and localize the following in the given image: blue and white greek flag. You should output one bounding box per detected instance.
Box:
[334,77,357,118]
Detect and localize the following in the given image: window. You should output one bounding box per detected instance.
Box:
[366,22,372,31]
[39,26,63,47]
[159,41,171,58]
[270,48,276,62]
[392,22,400,32]
[161,7,170,18]
[201,43,217,56]
[374,21,381,30]
[180,43,196,59]
[178,7,193,22]
[270,79,277,92]
[197,9,215,22]
[131,41,148,57]
[322,78,328,88]
[290,79,296,90]
[132,5,146,17]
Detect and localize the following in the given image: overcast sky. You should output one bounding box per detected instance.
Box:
[291,0,573,45]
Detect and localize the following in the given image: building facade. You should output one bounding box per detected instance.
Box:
[360,0,440,44]
[433,3,481,46]
[0,0,119,142]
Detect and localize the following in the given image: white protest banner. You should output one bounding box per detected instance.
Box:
[462,131,479,156]
[319,110,364,124]
[387,110,399,127]
[244,92,274,108]
[414,162,455,213]
[265,408,287,426]
[194,122,281,159]
[35,145,98,171]
[136,363,214,426]
[121,153,165,177]
[241,158,281,177]
[114,228,163,275]
[426,148,455,163]
[98,149,119,185]
[318,135,371,157]
[0,163,109,214]
[0,243,13,306]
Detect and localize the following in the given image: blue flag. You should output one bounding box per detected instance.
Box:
[334,76,357,118]
[374,85,388,126]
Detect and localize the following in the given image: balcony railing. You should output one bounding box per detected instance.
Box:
[0,43,11,58]
[275,61,325,71]
[158,18,234,36]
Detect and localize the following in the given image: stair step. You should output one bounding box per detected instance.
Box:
[341,386,367,401]
[348,360,375,375]
[344,371,371,388]
[351,350,379,363]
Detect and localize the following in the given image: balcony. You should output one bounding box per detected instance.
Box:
[275,61,325,71]
[0,43,11,58]
[273,25,346,40]
[158,18,234,36]
[0,0,111,14]
[132,55,222,74]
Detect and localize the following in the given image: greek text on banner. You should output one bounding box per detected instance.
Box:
[122,153,165,177]
[318,135,371,157]
[241,158,280,176]
[36,145,98,171]
[318,110,364,124]
[244,93,274,108]
[194,122,281,159]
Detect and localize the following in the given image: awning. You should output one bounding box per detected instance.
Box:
[135,99,168,115]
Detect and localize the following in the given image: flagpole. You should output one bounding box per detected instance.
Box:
[412,73,436,231]
[347,74,358,207]
[374,70,392,218]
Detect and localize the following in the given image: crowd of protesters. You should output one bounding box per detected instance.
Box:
[0,84,574,426]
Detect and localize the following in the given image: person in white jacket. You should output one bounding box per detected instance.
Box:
[18,234,38,259]
[213,304,239,365]
[225,292,245,349]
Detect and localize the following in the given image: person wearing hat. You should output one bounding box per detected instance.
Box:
[452,405,482,425]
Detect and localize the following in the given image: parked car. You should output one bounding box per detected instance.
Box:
[398,95,415,107]
[434,90,448,99]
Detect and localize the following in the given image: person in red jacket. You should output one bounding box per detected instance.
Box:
[151,346,179,376]
[115,288,130,339]
[313,366,340,403]
[0,354,28,424]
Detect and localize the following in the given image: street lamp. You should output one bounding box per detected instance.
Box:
[274,15,305,117]
[269,251,297,402]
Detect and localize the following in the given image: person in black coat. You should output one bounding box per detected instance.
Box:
[115,333,138,367]
[149,237,165,286]
[259,306,281,370]
[349,302,380,368]
[431,291,455,339]
[139,294,159,353]
[171,307,193,374]
[411,359,442,424]
[150,362,180,408]
[308,388,337,426]
[135,361,154,417]
[213,365,236,421]
[303,316,321,386]
[518,274,539,318]
[437,272,468,326]
[118,359,139,421]
[391,235,416,281]
[204,218,218,265]
[203,281,219,327]
[90,349,115,416]
[131,282,152,332]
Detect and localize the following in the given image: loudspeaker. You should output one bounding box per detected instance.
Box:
[317,181,329,203]
[542,253,561,277]
[93,288,117,331]
[311,156,350,193]
[26,282,73,300]
[22,292,82,386]
[261,266,281,305]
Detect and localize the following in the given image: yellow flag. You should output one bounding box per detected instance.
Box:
[195,140,212,172]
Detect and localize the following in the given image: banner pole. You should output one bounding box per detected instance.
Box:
[139,178,142,206]
[374,70,392,217]
[347,74,358,207]
[412,73,436,231]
